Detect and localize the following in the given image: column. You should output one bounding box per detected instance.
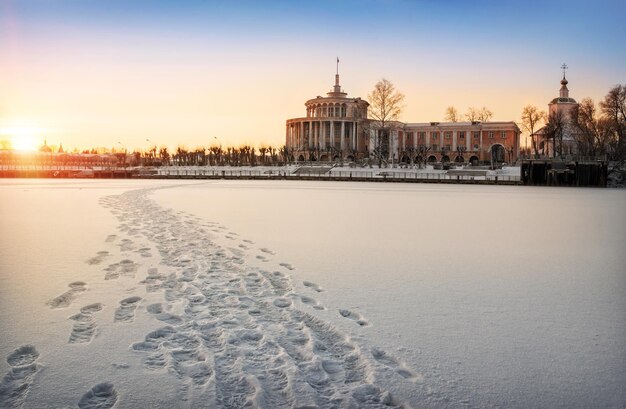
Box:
[330,121,335,148]
[452,131,457,151]
[340,121,345,151]
[466,128,471,152]
[352,122,356,150]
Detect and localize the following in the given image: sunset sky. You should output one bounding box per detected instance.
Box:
[1,0,625,152]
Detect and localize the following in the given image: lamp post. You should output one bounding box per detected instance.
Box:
[213,137,222,165]
[117,142,126,166]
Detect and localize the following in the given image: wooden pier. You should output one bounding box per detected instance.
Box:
[520,160,608,187]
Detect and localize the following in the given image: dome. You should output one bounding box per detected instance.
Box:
[550,97,577,104]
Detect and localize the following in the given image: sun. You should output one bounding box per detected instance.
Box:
[1,127,42,151]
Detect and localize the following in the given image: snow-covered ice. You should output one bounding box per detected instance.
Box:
[0,179,624,408]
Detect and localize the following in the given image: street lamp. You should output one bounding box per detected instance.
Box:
[117,142,127,166]
[213,137,222,165]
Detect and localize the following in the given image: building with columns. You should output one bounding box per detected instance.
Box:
[285,71,370,162]
[286,71,520,164]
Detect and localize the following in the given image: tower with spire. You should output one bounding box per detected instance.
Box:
[533,64,581,156]
[285,58,370,162]
[549,63,578,117]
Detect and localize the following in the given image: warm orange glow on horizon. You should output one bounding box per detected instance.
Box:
[1,126,44,152]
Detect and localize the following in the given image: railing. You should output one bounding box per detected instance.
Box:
[0,165,521,183]
[154,168,521,183]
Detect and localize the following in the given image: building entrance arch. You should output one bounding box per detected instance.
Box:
[469,155,479,165]
[490,144,506,163]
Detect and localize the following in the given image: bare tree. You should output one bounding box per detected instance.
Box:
[367,78,405,167]
[543,110,565,158]
[465,107,479,122]
[572,98,614,158]
[465,106,493,122]
[520,105,546,157]
[478,106,493,122]
[600,84,626,159]
[444,106,459,122]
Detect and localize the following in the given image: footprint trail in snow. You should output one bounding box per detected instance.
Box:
[96,186,427,408]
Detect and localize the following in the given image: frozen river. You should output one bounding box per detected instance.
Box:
[1,179,625,408]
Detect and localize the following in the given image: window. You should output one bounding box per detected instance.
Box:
[488,131,494,139]
[432,144,438,151]
[473,131,480,139]
[419,132,426,140]
[444,131,452,139]
[431,132,439,140]
[458,131,465,139]
[445,144,451,151]
[501,131,507,139]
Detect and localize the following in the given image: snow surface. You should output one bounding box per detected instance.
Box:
[0,179,625,408]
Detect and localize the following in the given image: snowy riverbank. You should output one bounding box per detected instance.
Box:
[1,179,624,408]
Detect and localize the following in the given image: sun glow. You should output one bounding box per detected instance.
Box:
[1,127,43,152]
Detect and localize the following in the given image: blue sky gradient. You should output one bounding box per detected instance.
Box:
[1,0,625,150]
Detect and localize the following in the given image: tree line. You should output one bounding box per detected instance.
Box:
[135,144,293,167]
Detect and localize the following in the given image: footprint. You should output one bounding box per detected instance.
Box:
[259,248,275,255]
[114,296,141,322]
[48,282,87,309]
[0,345,42,408]
[86,251,109,265]
[148,308,184,326]
[243,239,254,244]
[69,303,104,343]
[279,262,295,271]
[297,295,325,310]
[339,309,369,327]
[105,235,117,243]
[78,382,118,409]
[6,345,39,367]
[104,259,138,280]
[371,347,423,382]
[137,247,152,258]
[303,281,324,292]
[273,297,292,308]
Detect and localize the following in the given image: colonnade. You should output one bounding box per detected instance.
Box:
[286,120,359,152]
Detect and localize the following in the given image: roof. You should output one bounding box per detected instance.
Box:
[550,97,577,104]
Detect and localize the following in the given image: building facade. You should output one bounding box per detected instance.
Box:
[286,72,520,164]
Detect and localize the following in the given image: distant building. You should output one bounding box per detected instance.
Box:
[532,72,580,156]
[39,140,53,153]
[286,70,520,164]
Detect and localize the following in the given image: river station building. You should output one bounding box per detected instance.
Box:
[286,71,521,164]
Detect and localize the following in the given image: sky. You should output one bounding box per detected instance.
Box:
[1,0,625,152]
